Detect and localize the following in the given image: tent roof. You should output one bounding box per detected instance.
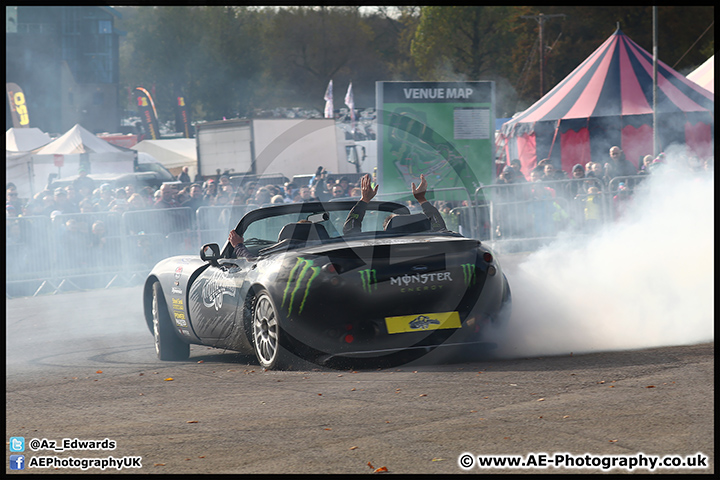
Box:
[686,55,714,94]
[6,127,52,152]
[33,124,130,155]
[502,28,714,136]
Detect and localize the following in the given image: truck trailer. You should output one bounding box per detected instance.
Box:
[195,118,375,180]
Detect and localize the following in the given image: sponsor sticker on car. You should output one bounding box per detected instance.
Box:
[385,311,461,334]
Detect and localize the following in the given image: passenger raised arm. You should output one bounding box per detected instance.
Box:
[411,174,448,232]
[342,173,449,235]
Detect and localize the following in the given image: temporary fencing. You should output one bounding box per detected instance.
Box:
[6,176,644,297]
[7,208,177,297]
[458,176,635,252]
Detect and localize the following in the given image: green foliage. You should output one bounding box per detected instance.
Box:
[118,6,263,121]
[257,6,372,108]
[411,6,514,80]
[116,6,714,124]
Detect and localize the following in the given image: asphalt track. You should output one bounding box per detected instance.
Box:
[6,254,714,474]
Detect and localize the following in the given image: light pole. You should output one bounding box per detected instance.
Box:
[521,12,566,97]
[652,6,659,156]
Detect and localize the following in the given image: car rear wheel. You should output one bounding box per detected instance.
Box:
[152,281,190,361]
[252,290,291,370]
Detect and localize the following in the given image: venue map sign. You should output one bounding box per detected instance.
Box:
[376,81,495,200]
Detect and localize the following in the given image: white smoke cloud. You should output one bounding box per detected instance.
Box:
[488,156,714,358]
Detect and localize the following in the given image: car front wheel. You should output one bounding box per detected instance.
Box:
[252,290,292,370]
[152,281,190,361]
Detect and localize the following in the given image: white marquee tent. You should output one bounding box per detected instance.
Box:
[34,123,130,155]
[6,127,52,152]
[686,55,714,94]
[9,124,136,197]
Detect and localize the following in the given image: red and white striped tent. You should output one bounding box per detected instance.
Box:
[499,28,714,176]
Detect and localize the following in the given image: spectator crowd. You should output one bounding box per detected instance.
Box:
[6,167,373,220]
[6,167,390,295]
[490,145,712,241]
[6,146,713,259]
[7,146,713,227]
[496,145,712,193]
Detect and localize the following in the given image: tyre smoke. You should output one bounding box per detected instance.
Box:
[488,158,714,359]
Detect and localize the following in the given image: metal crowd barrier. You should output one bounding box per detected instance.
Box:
[6,177,646,297]
[7,208,192,298]
[468,176,643,253]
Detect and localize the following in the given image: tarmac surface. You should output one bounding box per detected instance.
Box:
[6,253,714,474]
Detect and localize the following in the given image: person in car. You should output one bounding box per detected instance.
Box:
[343,173,447,235]
[228,219,317,259]
[228,230,254,259]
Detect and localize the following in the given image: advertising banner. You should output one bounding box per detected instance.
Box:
[6,82,30,128]
[134,87,160,140]
[174,86,192,138]
[376,81,495,199]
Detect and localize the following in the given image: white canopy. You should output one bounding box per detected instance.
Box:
[34,124,128,154]
[15,124,136,197]
[686,55,714,94]
[6,151,33,198]
[6,127,52,152]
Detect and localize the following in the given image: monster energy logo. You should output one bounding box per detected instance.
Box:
[359,269,377,294]
[282,257,320,315]
[462,263,476,286]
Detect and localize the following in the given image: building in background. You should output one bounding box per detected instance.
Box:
[6,6,123,134]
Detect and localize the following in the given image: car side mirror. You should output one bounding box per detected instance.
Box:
[200,243,220,266]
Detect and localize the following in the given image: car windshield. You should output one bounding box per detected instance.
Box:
[241,206,398,245]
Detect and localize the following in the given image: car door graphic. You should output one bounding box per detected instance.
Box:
[188,260,244,342]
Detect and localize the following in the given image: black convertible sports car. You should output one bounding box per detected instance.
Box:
[143,200,511,369]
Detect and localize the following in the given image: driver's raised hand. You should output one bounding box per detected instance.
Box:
[229,230,244,248]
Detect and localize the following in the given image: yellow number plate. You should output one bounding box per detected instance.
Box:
[385,311,461,334]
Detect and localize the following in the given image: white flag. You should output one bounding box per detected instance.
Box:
[324,80,333,118]
[344,82,355,134]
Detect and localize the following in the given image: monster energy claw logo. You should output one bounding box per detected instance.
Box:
[360,269,378,294]
[282,257,320,315]
[462,263,476,286]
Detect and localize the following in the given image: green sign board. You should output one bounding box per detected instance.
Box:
[376,81,495,201]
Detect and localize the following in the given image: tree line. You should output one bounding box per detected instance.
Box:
[114,6,714,124]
